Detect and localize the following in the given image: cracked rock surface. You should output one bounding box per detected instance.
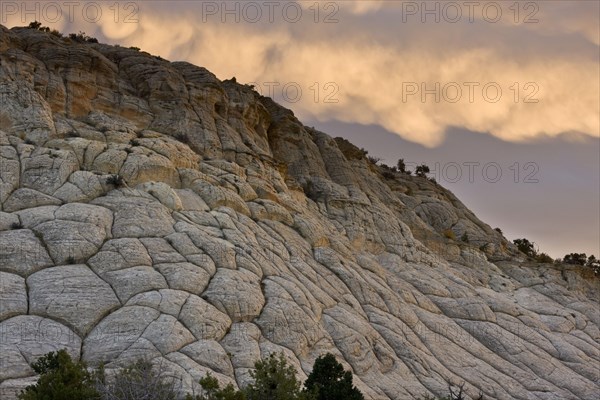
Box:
[0,26,598,400]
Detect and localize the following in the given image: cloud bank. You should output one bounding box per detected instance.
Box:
[4,1,599,147]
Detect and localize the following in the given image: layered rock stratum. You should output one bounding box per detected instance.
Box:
[0,25,598,400]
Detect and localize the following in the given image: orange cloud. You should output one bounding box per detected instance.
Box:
[3,1,598,147]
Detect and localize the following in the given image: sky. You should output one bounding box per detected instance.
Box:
[2,1,599,258]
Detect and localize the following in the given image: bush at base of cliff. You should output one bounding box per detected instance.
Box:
[245,353,315,400]
[186,373,246,400]
[18,350,99,400]
[303,353,364,400]
[21,351,182,400]
[95,359,180,400]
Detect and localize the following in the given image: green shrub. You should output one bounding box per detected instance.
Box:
[69,32,99,43]
[95,359,180,400]
[586,255,600,275]
[536,252,553,263]
[23,351,364,400]
[380,163,397,172]
[245,353,314,400]
[18,350,99,400]
[26,21,63,38]
[563,253,587,266]
[397,158,406,173]
[106,174,125,187]
[22,352,183,400]
[367,156,381,165]
[513,238,537,257]
[382,170,396,179]
[27,21,42,30]
[303,353,364,400]
[415,164,430,177]
[186,372,246,400]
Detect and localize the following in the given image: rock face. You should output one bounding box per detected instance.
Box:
[0,25,599,400]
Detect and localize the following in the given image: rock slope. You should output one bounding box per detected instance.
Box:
[0,25,598,400]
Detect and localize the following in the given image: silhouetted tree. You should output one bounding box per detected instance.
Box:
[27,21,42,30]
[397,159,406,173]
[563,253,587,266]
[513,238,537,257]
[69,31,99,43]
[415,164,430,177]
[586,255,600,275]
[367,156,381,164]
[187,372,245,400]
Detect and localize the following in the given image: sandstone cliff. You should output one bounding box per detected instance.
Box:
[0,25,598,400]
